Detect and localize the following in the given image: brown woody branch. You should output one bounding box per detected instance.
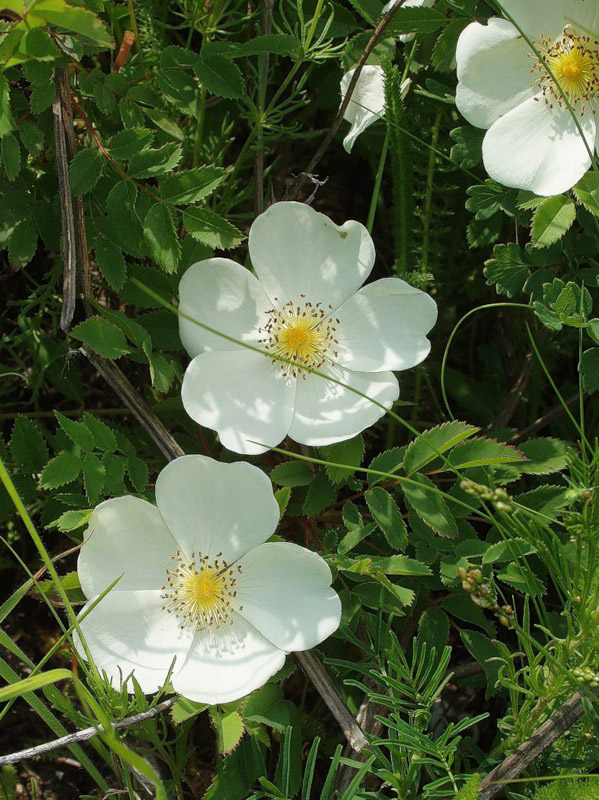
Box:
[478,690,595,800]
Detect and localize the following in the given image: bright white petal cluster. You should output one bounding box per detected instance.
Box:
[341,66,386,153]
[179,202,437,455]
[456,0,599,196]
[382,0,436,43]
[75,456,341,704]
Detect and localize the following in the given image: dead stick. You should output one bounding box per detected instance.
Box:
[509,394,579,444]
[286,0,406,202]
[53,68,77,332]
[82,349,368,752]
[478,690,592,800]
[0,699,175,767]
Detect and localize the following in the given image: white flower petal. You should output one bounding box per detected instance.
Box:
[155,455,280,563]
[499,0,571,40]
[181,349,296,455]
[172,614,286,704]
[483,95,596,196]
[236,542,341,652]
[75,590,193,695]
[178,259,272,358]
[456,18,533,129]
[565,1,599,37]
[334,278,437,372]
[289,364,399,446]
[77,497,176,598]
[248,202,375,311]
[341,66,386,153]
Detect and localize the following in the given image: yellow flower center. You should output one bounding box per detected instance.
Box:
[260,298,339,378]
[161,550,242,630]
[532,29,599,109]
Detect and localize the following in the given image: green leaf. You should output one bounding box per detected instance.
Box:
[171,697,208,724]
[10,417,48,474]
[454,774,480,800]
[127,456,149,492]
[518,437,569,475]
[2,134,20,181]
[338,522,376,555]
[160,166,227,205]
[8,219,38,268]
[94,239,127,291]
[0,75,15,137]
[275,486,291,517]
[402,474,458,538]
[368,554,431,577]
[497,561,545,596]
[449,125,484,169]
[19,120,44,155]
[320,435,364,483]
[128,143,182,179]
[40,451,82,489]
[0,669,72,703]
[51,509,92,533]
[484,242,531,298]
[368,446,405,485]
[18,27,60,60]
[482,538,537,564]
[194,56,245,99]
[416,607,449,655]
[447,438,526,469]
[83,453,105,504]
[72,317,130,359]
[386,6,445,35]
[232,34,298,57]
[364,487,407,551]
[574,172,599,216]
[404,421,479,474]
[183,207,244,249]
[580,347,599,392]
[32,0,113,47]
[107,128,155,160]
[466,181,516,220]
[460,630,502,698]
[143,203,180,273]
[218,710,245,755]
[69,148,104,195]
[303,471,336,517]
[531,195,576,248]
[55,411,94,452]
[30,81,56,114]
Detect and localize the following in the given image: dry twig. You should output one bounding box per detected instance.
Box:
[0,699,175,767]
[478,690,592,800]
[52,68,77,332]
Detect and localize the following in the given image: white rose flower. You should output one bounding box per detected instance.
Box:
[179,202,437,456]
[455,0,599,196]
[381,0,436,43]
[341,66,386,153]
[75,455,341,704]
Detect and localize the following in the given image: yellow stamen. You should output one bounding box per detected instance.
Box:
[259,297,339,378]
[161,550,241,630]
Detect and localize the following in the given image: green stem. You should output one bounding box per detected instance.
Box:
[366,129,389,233]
